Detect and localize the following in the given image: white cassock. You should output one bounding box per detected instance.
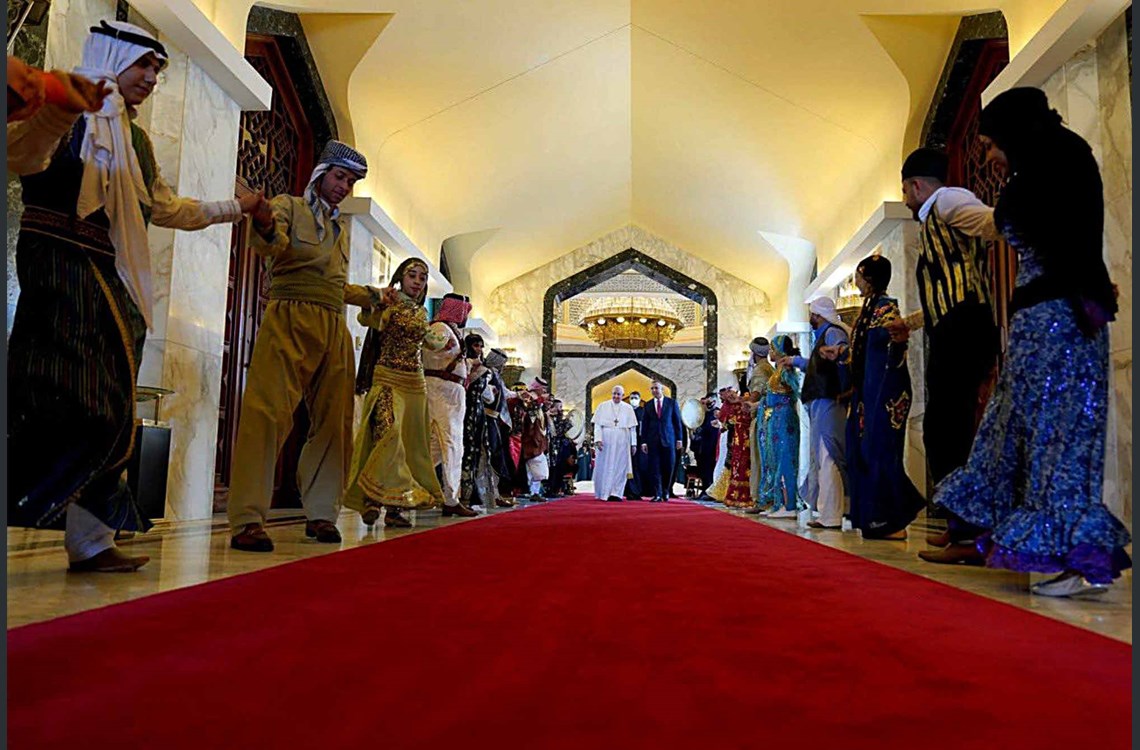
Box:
[591,400,639,499]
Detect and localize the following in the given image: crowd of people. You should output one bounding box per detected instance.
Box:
[5,20,1131,598]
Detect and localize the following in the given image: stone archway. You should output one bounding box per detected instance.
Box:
[542,248,717,396]
[584,360,678,424]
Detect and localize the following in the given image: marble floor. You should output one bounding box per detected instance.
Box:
[7,486,1132,643]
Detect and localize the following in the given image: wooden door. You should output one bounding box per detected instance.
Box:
[946,39,1013,354]
[214,35,314,512]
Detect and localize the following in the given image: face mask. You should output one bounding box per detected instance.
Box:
[630,396,641,407]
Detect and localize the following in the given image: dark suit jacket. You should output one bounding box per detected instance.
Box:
[640,397,683,449]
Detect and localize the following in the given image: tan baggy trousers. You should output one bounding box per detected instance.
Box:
[227,300,354,530]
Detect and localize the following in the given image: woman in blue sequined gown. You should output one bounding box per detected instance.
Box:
[845,256,925,539]
[932,88,1130,595]
[758,335,801,517]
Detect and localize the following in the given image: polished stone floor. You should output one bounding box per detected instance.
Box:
[7,485,1132,643]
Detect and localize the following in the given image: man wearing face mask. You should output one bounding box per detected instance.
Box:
[228,139,383,552]
[7,21,261,572]
[624,391,645,499]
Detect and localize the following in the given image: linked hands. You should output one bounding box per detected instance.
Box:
[239,190,274,230]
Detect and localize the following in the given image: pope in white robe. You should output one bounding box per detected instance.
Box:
[591,385,639,501]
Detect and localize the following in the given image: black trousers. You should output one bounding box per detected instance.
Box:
[645,443,676,499]
[924,303,998,541]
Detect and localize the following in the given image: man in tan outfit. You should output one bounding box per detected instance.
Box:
[229,140,379,552]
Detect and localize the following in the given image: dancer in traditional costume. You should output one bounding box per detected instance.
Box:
[8,21,258,571]
[346,258,448,528]
[745,337,775,512]
[758,335,802,519]
[228,139,380,551]
[933,88,1130,595]
[845,256,924,540]
[425,293,477,517]
[891,147,1002,563]
[722,389,755,509]
[591,386,639,502]
[461,343,515,508]
[784,297,850,529]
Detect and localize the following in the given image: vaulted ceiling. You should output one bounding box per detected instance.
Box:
[207,0,1064,312]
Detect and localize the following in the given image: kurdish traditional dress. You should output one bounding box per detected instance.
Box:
[8,107,241,534]
[758,362,801,512]
[748,361,775,503]
[845,294,925,537]
[460,359,512,506]
[721,400,755,508]
[346,294,448,511]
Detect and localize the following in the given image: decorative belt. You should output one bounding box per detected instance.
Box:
[20,206,115,257]
[424,369,463,384]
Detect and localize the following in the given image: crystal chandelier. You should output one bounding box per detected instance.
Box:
[578,297,684,351]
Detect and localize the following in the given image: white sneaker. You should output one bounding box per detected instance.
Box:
[1031,572,1110,598]
[767,508,798,519]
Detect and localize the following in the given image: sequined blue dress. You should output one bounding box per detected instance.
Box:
[933,240,1131,583]
[758,363,801,511]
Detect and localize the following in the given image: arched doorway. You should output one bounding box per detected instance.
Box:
[542,248,718,397]
[585,361,677,424]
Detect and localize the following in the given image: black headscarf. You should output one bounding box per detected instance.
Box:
[856,255,891,295]
[979,87,1116,333]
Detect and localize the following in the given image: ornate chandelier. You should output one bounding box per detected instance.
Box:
[578,297,684,350]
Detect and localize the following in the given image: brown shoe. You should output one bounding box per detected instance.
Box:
[442,503,478,518]
[808,520,841,529]
[384,508,412,528]
[305,519,342,543]
[231,523,274,552]
[494,498,517,508]
[68,547,150,573]
[925,530,951,547]
[918,543,984,566]
[361,506,381,526]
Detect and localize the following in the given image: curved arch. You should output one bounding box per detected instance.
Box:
[542,248,718,395]
[584,361,678,425]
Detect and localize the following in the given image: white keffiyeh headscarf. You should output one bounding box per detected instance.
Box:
[304,140,368,242]
[74,20,168,330]
[808,296,851,336]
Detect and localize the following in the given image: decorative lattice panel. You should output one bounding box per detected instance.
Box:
[558,297,700,327]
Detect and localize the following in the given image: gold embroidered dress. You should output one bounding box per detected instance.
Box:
[346,294,449,510]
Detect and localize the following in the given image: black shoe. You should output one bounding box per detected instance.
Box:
[606,495,624,502]
[442,502,478,518]
[231,523,274,552]
[305,520,342,543]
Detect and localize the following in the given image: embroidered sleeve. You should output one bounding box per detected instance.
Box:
[6,103,79,175]
[424,319,450,351]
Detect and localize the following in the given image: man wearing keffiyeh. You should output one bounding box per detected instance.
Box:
[228,139,383,553]
[7,20,259,573]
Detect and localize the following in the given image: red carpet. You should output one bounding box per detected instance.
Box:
[8,497,1130,749]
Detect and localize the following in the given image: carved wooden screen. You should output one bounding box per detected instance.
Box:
[214,36,314,510]
[946,40,1012,353]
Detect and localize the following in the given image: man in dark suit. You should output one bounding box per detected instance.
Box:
[640,381,683,502]
[689,393,720,494]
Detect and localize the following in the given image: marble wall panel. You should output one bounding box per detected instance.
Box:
[156,62,242,520]
[486,225,773,390]
[44,0,115,70]
[346,218,378,370]
[159,342,223,521]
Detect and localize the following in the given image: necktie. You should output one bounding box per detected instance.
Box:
[656,399,662,418]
